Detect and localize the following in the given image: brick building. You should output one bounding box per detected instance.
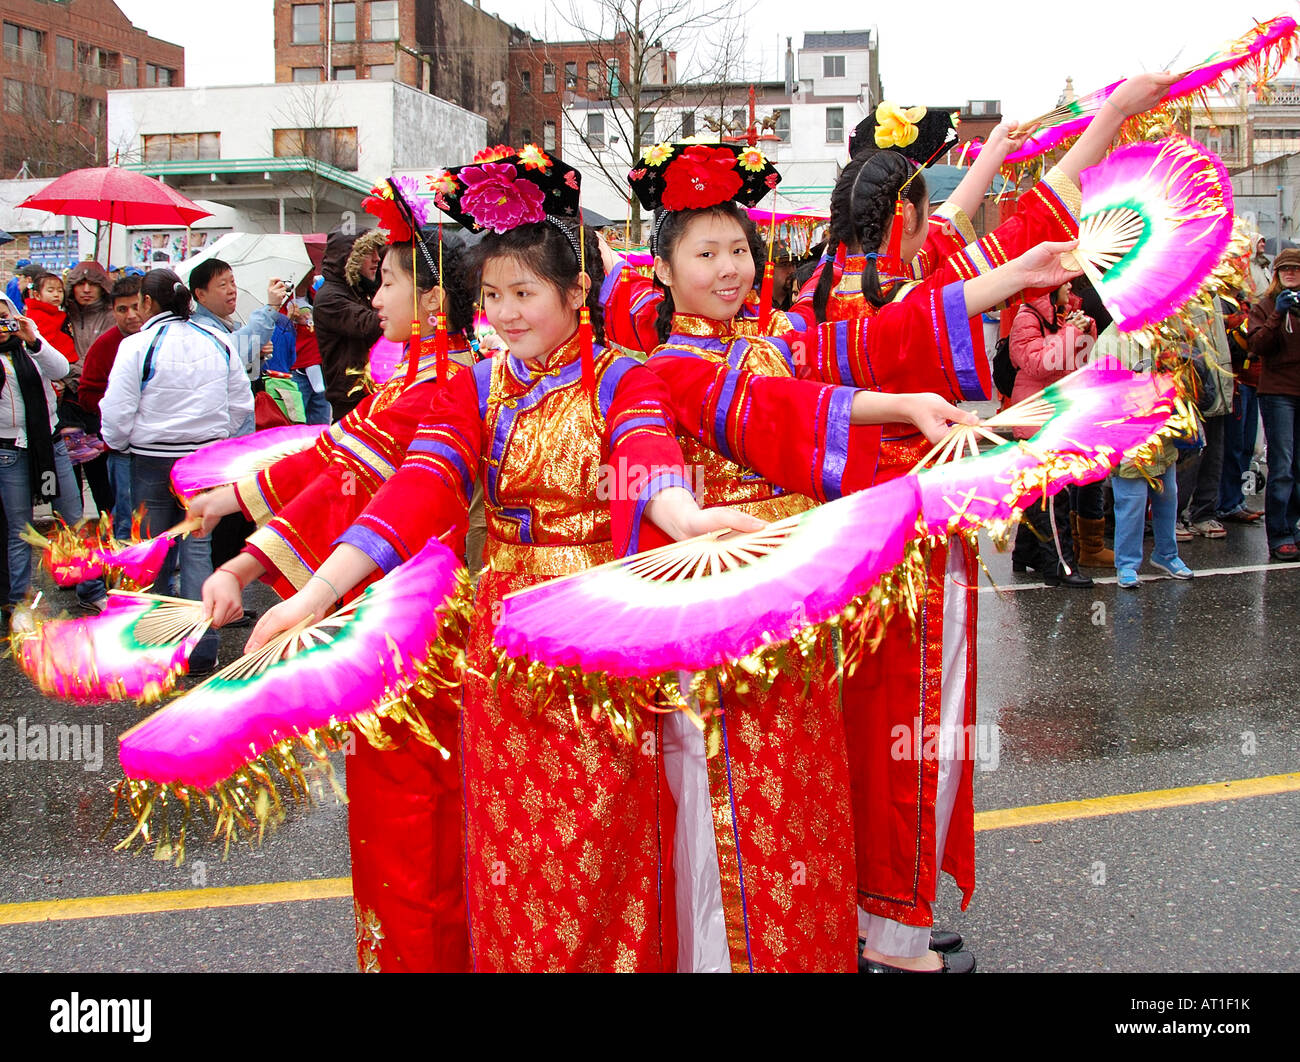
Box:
[508,31,675,157]
[274,0,513,143]
[1,0,182,176]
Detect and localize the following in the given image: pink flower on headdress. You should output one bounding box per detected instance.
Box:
[390,175,431,227]
[458,162,546,233]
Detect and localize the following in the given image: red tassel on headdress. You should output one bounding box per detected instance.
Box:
[757,260,775,333]
[886,197,905,265]
[579,306,595,395]
[434,313,449,383]
[403,318,421,388]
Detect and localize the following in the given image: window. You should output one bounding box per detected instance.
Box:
[825,106,844,143]
[3,22,43,55]
[521,127,533,144]
[369,64,393,80]
[56,36,74,71]
[520,70,531,93]
[370,1,398,41]
[292,5,321,45]
[638,110,654,143]
[334,3,356,43]
[333,66,357,80]
[607,58,620,98]
[273,126,360,170]
[680,111,695,139]
[822,55,845,78]
[731,107,746,131]
[3,79,22,114]
[587,61,602,94]
[773,108,790,142]
[142,132,221,162]
[77,96,104,126]
[543,120,556,150]
[54,89,75,120]
[585,113,605,149]
[145,64,174,87]
[966,100,998,116]
[121,56,138,86]
[293,66,322,82]
[543,63,555,93]
[565,62,577,89]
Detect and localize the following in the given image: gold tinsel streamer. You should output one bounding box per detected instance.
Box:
[104,570,475,864]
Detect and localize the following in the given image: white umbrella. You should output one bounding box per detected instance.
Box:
[175,232,313,323]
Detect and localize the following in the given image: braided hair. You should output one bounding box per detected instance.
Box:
[809,154,868,322]
[848,149,928,310]
[467,221,606,346]
[651,203,766,344]
[385,237,474,335]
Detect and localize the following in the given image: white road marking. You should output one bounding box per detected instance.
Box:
[979,561,1300,592]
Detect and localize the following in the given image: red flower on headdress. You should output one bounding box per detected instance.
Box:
[474,144,514,163]
[362,194,413,243]
[458,162,546,233]
[661,145,742,210]
[564,170,580,190]
[764,172,779,190]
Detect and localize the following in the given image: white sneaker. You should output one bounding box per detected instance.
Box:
[9,604,35,636]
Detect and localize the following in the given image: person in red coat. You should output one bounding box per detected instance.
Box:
[21,273,78,365]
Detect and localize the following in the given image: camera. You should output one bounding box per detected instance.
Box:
[0,318,21,334]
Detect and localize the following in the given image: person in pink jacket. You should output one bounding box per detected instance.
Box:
[1009,284,1099,586]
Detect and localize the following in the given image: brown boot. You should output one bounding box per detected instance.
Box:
[1076,516,1115,567]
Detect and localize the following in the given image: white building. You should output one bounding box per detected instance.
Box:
[562,30,884,224]
[104,78,485,258]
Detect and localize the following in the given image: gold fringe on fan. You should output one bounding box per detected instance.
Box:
[105,571,475,864]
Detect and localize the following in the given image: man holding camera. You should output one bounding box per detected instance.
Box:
[1248,247,1300,561]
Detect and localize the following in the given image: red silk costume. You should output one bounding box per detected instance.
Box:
[786,168,1082,931]
[234,336,476,973]
[331,336,691,972]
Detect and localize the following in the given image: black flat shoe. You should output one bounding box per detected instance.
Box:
[224,608,259,629]
[859,949,976,973]
[929,929,963,954]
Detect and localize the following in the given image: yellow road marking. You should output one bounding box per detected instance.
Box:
[2,773,1297,927]
[974,772,1300,831]
[0,876,352,926]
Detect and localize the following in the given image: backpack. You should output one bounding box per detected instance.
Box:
[992,304,1053,398]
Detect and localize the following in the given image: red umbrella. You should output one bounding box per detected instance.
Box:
[19,166,212,264]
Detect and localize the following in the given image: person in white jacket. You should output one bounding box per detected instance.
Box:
[100,270,253,672]
[0,293,107,632]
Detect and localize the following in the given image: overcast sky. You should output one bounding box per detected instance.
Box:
[115,0,1292,119]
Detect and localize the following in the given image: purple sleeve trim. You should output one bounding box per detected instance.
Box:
[943,281,987,400]
[598,261,628,308]
[820,386,854,501]
[336,524,403,575]
[610,415,669,448]
[623,472,693,557]
[407,438,472,496]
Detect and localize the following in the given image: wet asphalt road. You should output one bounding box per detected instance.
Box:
[0,500,1296,973]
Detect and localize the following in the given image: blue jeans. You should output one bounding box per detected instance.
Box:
[1218,383,1259,514]
[106,451,134,540]
[1112,465,1181,573]
[131,453,219,669]
[293,369,333,425]
[1257,393,1300,549]
[0,438,107,606]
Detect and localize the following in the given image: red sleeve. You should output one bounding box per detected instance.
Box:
[603,362,690,557]
[598,262,663,354]
[77,329,121,414]
[932,169,1080,300]
[798,279,990,402]
[648,350,882,502]
[341,369,480,571]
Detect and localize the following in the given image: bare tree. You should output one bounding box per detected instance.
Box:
[269,83,350,231]
[543,0,755,239]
